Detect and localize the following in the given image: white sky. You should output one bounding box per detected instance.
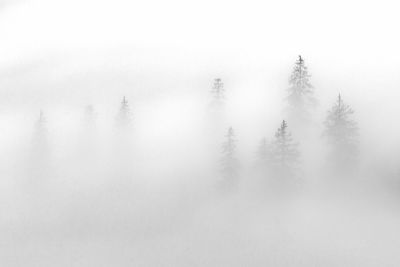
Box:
[0,0,400,147]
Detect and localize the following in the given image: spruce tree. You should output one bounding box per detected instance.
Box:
[208,78,227,136]
[33,110,47,150]
[211,78,225,105]
[269,120,300,176]
[323,94,358,170]
[220,127,238,187]
[116,96,131,128]
[286,55,315,126]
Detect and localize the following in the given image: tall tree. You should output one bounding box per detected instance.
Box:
[323,94,358,170]
[286,55,315,126]
[269,120,300,176]
[220,127,238,187]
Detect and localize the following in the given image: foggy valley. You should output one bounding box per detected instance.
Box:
[2,0,400,266]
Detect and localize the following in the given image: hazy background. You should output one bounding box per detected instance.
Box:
[1,0,400,266]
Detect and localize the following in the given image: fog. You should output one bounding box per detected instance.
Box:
[1,0,400,266]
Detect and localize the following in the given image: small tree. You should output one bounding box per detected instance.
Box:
[323,94,358,170]
[208,78,227,135]
[29,110,50,181]
[211,78,225,104]
[286,55,315,126]
[220,127,238,187]
[116,96,132,128]
[269,120,300,176]
[33,110,47,150]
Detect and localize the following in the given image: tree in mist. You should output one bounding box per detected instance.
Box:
[116,96,132,128]
[323,94,358,170]
[219,127,239,188]
[286,55,315,126]
[28,110,51,182]
[84,105,96,128]
[210,78,225,107]
[32,110,47,152]
[207,78,227,137]
[268,120,300,177]
[209,78,225,120]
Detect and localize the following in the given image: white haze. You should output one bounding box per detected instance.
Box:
[1,0,400,266]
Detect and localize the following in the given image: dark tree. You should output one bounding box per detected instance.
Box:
[323,94,358,170]
[286,55,315,126]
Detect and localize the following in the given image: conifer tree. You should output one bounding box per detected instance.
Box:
[30,110,50,180]
[269,120,300,176]
[286,55,315,125]
[33,110,47,150]
[116,96,131,128]
[208,78,227,136]
[211,78,225,105]
[220,127,238,187]
[323,94,358,169]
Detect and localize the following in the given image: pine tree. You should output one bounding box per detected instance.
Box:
[208,78,227,136]
[323,94,358,169]
[220,127,238,187]
[211,78,225,105]
[286,55,315,125]
[116,96,131,128]
[269,120,300,176]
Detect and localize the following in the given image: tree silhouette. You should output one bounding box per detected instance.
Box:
[286,55,315,126]
[269,120,300,176]
[324,94,358,170]
[211,78,225,104]
[220,127,238,188]
[116,96,132,128]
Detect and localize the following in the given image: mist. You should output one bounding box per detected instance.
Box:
[1,0,400,266]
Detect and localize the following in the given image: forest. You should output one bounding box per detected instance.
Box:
[1,54,400,266]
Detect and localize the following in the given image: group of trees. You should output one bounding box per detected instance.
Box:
[219,56,359,187]
[28,56,359,189]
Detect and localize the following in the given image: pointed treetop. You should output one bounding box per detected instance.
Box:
[298,55,303,63]
[122,96,128,106]
[211,78,225,101]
